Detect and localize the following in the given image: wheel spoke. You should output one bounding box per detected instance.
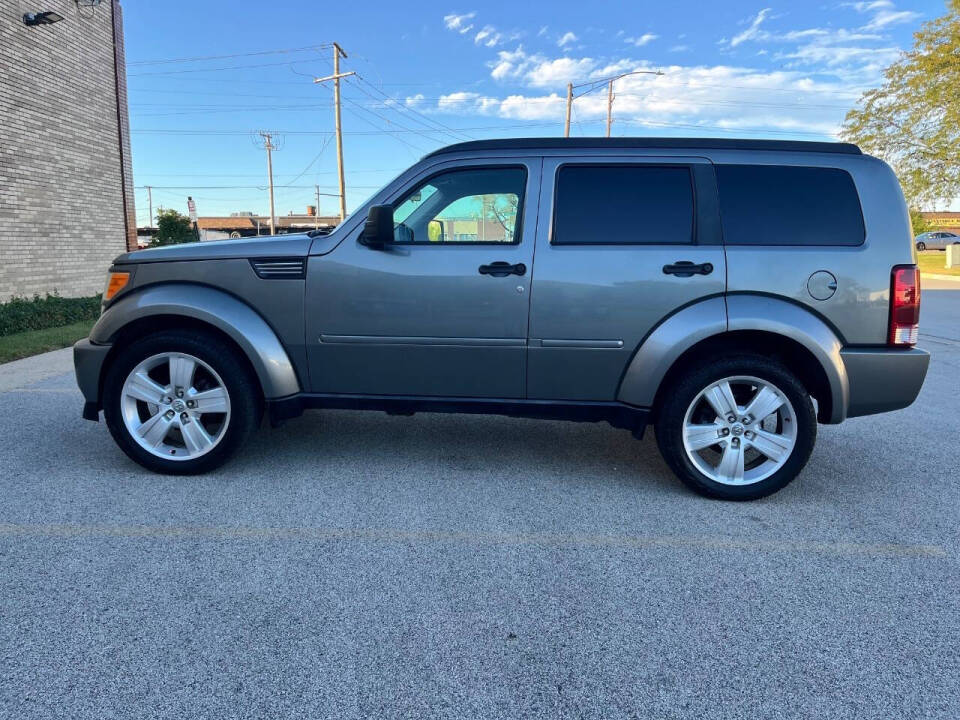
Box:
[125,371,167,404]
[748,429,793,462]
[716,443,745,484]
[744,385,784,422]
[180,418,213,455]
[190,387,228,414]
[137,412,173,447]
[169,355,197,391]
[684,423,722,451]
[704,381,739,420]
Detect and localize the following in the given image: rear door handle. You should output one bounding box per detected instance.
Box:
[663,261,713,277]
[479,261,526,277]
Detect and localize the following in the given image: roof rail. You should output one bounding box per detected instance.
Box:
[424,137,862,158]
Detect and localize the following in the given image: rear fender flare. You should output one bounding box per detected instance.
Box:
[616,295,849,423]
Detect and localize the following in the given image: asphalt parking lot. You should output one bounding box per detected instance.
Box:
[2,286,959,719]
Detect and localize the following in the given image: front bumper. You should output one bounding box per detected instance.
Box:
[74,337,112,420]
[841,347,930,419]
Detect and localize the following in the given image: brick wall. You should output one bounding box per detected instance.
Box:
[0,0,135,301]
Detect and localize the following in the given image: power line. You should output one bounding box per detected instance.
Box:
[128,44,333,66]
[351,74,473,142]
[128,59,328,77]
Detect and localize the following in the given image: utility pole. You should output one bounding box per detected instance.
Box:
[606,79,614,138]
[315,185,321,229]
[564,69,664,138]
[145,185,153,229]
[314,44,355,222]
[258,131,277,235]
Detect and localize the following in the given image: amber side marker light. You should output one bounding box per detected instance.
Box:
[104,272,130,301]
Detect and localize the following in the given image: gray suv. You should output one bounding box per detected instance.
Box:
[74,138,929,500]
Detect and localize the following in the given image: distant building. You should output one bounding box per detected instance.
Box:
[920,212,960,233]
[195,207,339,241]
[0,0,135,300]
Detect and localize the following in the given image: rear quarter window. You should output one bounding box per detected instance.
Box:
[552,165,694,245]
[717,164,865,246]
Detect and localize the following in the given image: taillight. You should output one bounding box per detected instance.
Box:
[888,265,920,346]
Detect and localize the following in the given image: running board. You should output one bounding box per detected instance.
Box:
[267,393,649,436]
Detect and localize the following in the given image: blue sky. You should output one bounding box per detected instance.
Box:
[123,0,941,222]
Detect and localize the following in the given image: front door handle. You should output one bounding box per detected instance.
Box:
[663,261,714,277]
[479,261,526,277]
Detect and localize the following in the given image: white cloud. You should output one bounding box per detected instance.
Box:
[778,43,900,67]
[474,25,502,47]
[443,12,475,34]
[557,31,578,48]
[730,8,772,47]
[862,8,921,30]
[670,44,691,53]
[625,33,658,47]
[845,1,894,12]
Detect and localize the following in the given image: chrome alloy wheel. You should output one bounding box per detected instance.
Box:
[120,352,231,461]
[681,375,797,486]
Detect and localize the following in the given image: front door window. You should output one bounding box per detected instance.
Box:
[391,167,526,244]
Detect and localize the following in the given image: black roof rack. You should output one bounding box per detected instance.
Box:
[424,137,862,158]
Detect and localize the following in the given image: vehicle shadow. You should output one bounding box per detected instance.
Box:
[240,408,685,495]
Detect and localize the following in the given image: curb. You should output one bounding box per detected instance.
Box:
[922,273,960,282]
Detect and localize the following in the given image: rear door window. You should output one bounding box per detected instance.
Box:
[717,164,865,246]
[552,165,694,245]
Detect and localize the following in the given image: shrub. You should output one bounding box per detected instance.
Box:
[0,293,102,336]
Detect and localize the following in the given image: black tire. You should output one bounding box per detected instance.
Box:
[654,354,817,501]
[103,330,262,474]
[917,242,926,251]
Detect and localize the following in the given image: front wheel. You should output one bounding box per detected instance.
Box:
[917,241,926,251]
[655,355,817,500]
[103,330,261,474]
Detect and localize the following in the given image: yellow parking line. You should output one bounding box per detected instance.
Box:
[0,522,946,558]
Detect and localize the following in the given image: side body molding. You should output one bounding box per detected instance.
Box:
[91,284,301,398]
[617,297,728,408]
[616,294,849,424]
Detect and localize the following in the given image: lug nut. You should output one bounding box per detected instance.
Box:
[186,400,196,409]
[721,428,730,436]
[731,437,740,448]
[164,410,175,419]
[176,389,184,398]
[727,414,736,423]
[180,412,189,422]
[741,417,751,424]
[745,430,754,440]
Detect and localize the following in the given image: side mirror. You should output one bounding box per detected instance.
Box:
[359,204,394,249]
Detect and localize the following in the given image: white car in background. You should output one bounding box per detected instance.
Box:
[915,231,959,251]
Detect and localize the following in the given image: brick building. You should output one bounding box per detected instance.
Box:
[0,0,135,301]
[920,212,960,233]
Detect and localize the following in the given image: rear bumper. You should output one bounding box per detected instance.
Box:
[840,347,930,419]
[74,338,111,420]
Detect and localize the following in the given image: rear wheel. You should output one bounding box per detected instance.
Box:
[655,355,816,500]
[103,330,261,474]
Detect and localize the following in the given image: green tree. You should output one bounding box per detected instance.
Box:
[909,208,934,236]
[841,0,960,209]
[151,208,198,246]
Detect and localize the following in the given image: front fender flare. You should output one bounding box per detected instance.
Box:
[91,284,301,398]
